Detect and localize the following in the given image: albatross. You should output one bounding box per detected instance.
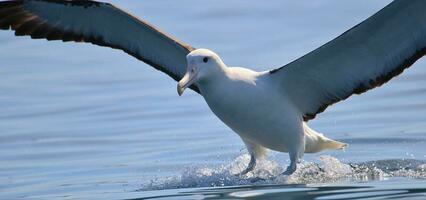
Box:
[1,0,425,175]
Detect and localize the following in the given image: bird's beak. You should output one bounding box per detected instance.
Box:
[177,69,197,96]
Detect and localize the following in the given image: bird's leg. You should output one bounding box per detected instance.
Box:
[282,132,305,175]
[234,139,267,176]
[282,151,299,175]
[235,153,256,176]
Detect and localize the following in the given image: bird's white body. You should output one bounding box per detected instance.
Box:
[201,64,346,152]
[188,51,346,173]
[199,67,301,153]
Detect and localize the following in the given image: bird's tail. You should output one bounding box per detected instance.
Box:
[303,123,347,153]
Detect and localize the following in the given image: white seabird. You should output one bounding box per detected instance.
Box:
[1,0,425,175]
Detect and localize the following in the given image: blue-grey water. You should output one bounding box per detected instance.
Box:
[1,1,426,199]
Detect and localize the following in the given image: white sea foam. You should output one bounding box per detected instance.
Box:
[141,155,426,191]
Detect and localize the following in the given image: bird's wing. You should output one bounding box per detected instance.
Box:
[268,0,426,121]
[0,0,199,92]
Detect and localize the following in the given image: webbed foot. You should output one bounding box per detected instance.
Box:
[234,154,256,176]
[281,164,297,175]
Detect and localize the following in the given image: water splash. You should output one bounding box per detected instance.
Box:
[141,155,426,191]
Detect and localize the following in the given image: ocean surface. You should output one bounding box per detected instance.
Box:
[1,0,426,199]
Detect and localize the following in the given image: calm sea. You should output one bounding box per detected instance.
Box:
[1,0,426,199]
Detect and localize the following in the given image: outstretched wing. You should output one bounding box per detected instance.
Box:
[0,0,199,92]
[268,0,426,121]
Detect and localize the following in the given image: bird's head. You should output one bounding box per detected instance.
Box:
[177,48,225,96]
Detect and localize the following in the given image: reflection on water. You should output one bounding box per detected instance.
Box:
[1,0,426,199]
[135,183,426,200]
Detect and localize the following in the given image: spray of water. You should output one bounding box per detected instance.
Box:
[142,155,426,190]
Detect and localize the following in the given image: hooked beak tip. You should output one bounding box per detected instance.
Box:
[177,84,184,96]
[177,67,197,96]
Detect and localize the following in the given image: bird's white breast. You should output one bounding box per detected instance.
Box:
[198,68,302,152]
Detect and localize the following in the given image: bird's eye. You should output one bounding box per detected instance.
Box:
[203,57,209,63]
